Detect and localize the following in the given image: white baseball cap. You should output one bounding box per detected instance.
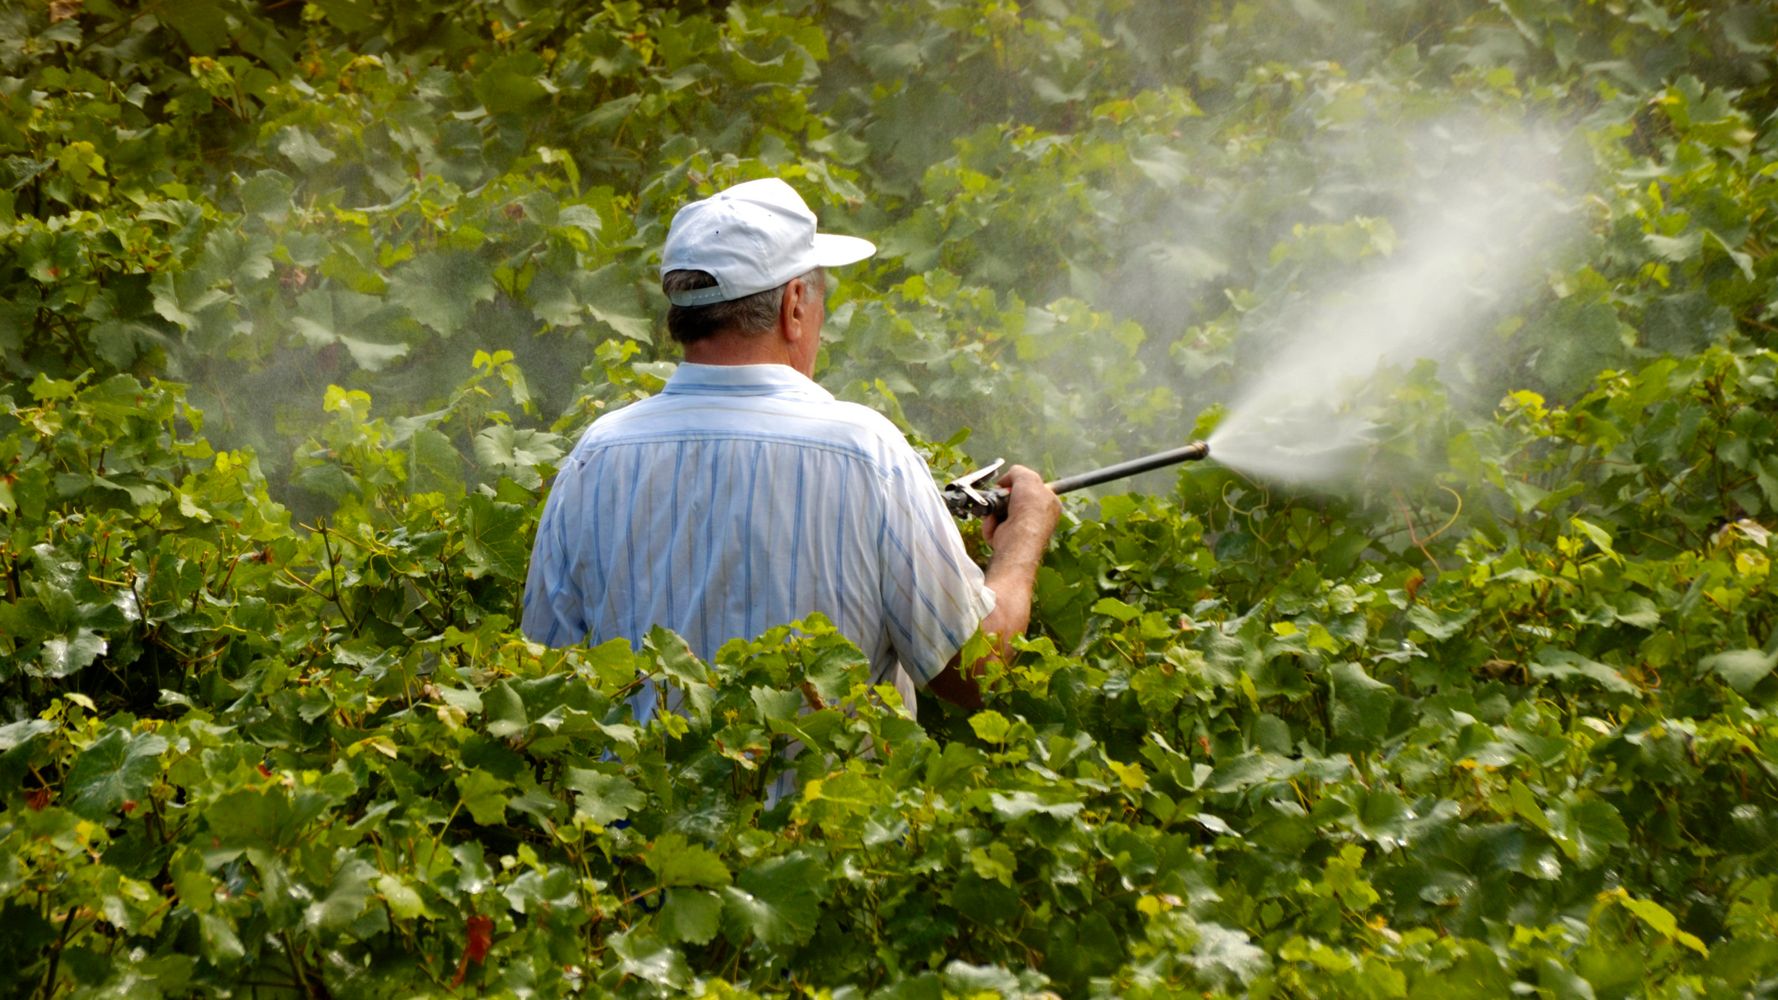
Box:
[660,178,877,307]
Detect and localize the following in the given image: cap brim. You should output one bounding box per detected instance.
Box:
[811,233,877,267]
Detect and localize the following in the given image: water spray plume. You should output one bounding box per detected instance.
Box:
[1207,121,1584,491]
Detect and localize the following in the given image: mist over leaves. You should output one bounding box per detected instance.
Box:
[1209,118,1588,489]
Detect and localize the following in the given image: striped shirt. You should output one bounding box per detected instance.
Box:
[521,362,995,722]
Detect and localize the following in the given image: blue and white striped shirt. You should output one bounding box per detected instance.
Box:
[521,363,995,721]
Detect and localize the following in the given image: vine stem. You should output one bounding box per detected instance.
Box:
[1391,488,1446,573]
[280,930,317,998]
[37,908,76,1000]
[300,518,360,634]
[430,799,464,853]
[619,885,662,907]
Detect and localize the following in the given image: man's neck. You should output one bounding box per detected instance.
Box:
[682,332,798,370]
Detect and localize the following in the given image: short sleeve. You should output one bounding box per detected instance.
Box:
[521,463,588,648]
[875,445,996,684]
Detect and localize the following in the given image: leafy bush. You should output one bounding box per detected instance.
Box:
[4,0,1778,996]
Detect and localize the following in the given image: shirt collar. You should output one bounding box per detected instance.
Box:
[660,363,835,400]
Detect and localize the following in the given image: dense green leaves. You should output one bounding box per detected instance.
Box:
[3,0,1778,996]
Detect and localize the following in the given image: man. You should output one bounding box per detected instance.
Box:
[521,177,1059,724]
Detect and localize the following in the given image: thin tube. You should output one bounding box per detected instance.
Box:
[1046,441,1211,495]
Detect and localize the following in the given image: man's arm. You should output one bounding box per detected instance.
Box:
[926,465,1060,709]
[521,474,587,647]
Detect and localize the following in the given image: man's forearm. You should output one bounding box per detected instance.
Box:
[925,527,1046,709]
[979,514,1050,656]
[926,465,1060,709]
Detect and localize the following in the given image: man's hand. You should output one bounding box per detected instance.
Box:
[982,464,1061,546]
[929,465,1060,710]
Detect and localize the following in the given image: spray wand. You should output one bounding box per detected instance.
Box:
[943,441,1212,520]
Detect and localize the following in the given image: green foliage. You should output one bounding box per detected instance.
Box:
[4,0,1778,996]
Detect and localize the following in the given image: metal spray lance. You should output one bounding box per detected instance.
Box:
[942,441,1212,520]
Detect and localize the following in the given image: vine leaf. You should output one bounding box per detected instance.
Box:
[721,852,824,947]
[63,729,167,821]
[1701,649,1776,693]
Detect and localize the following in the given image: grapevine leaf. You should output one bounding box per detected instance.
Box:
[645,834,731,888]
[454,770,510,825]
[198,912,245,965]
[1616,891,1709,956]
[1701,649,1776,693]
[1187,921,1268,988]
[1328,661,1397,749]
[987,790,1083,820]
[581,262,653,340]
[657,889,723,945]
[1511,779,1552,835]
[376,874,428,920]
[274,127,337,170]
[608,927,691,988]
[473,425,565,486]
[304,858,377,932]
[1550,797,1629,868]
[388,252,497,338]
[0,719,56,752]
[1530,649,1640,696]
[721,852,824,946]
[472,54,550,114]
[238,169,294,222]
[969,710,1011,743]
[564,768,646,826]
[460,494,529,581]
[162,0,229,53]
[1091,597,1142,622]
[483,681,527,738]
[34,629,107,679]
[63,729,167,821]
[526,267,583,328]
[206,787,298,849]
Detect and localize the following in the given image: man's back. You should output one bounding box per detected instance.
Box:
[522,176,1057,732]
[521,363,994,720]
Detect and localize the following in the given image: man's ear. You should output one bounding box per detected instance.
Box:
[778,277,810,342]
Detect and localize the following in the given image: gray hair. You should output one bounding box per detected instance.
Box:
[663,268,824,345]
